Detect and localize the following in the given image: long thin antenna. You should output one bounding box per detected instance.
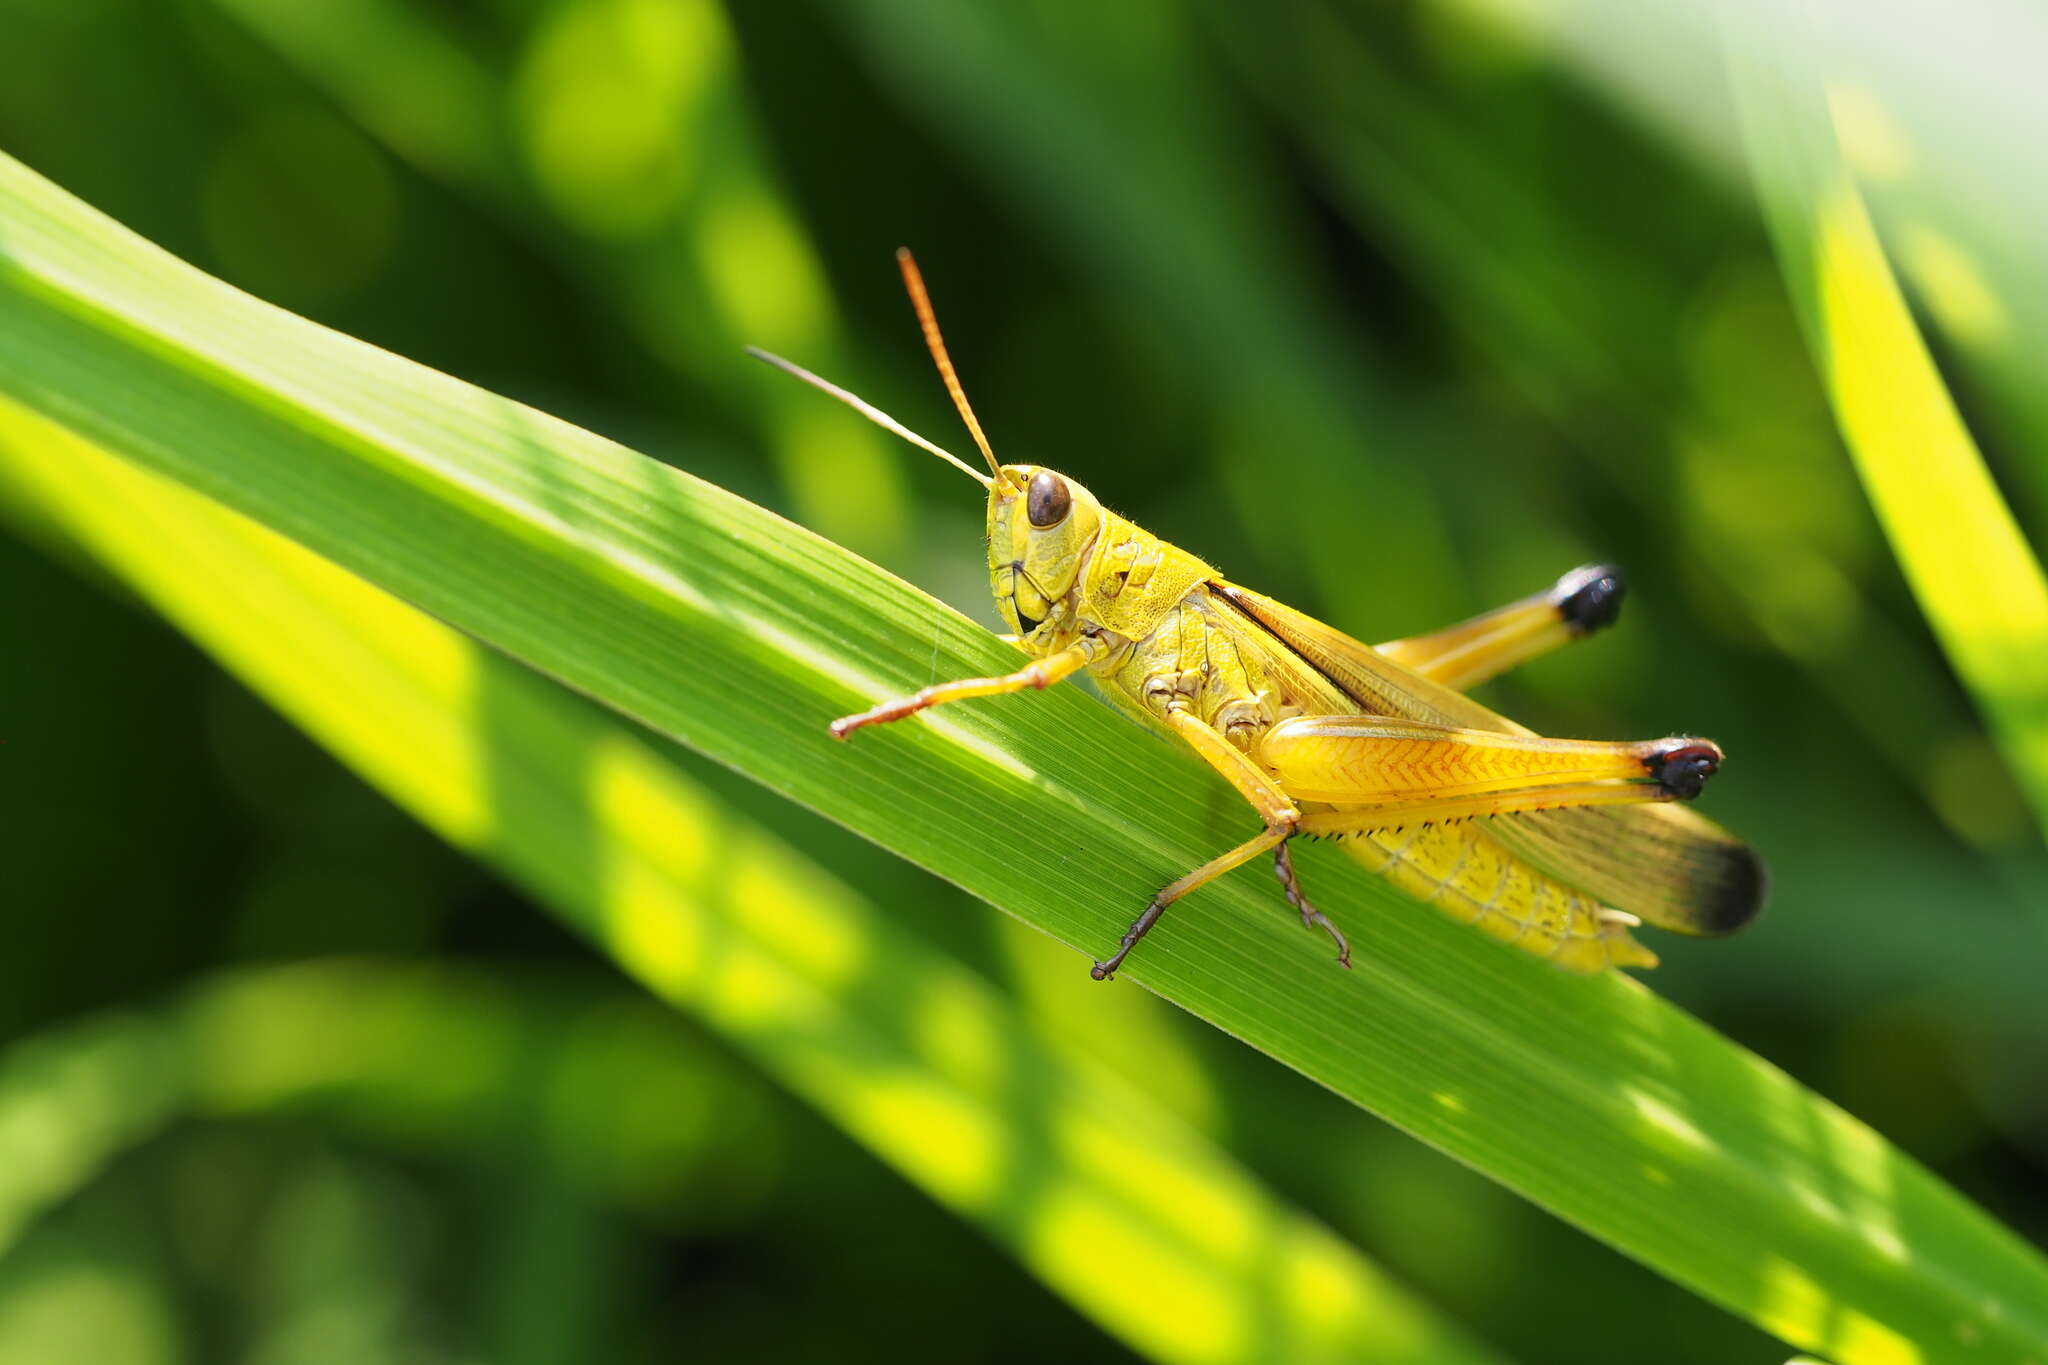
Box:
[895,248,1012,489]
[744,346,993,488]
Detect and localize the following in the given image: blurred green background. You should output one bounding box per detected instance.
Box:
[2,0,2044,1361]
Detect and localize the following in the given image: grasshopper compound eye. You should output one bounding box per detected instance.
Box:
[1027,470,1072,528]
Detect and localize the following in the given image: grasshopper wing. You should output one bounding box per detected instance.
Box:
[1209,581,1764,937]
[1485,805,1762,936]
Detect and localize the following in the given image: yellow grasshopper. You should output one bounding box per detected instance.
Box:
[752,250,1763,980]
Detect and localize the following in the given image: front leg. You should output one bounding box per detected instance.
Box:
[830,639,1095,738]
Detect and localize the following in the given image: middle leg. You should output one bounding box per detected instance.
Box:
[1092,704,1338,979]
[1091,823,1290,979]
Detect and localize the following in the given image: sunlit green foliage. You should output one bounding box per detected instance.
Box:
[1,2,2045,1363]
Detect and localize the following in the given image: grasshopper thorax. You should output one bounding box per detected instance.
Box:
[987,465,1103,640]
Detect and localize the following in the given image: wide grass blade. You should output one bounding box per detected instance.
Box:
[1,153,2045,1361]
[0,406,1498,1365]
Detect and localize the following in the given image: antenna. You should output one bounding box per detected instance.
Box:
[743,347,992,488]
[895,248,1012,489]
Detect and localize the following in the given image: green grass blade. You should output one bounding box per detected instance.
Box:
[1733,38,2048,842]
[0,409,1499,1365]
[1,152,2045,1362]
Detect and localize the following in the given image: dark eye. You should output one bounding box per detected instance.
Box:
[1026,470,1071,528]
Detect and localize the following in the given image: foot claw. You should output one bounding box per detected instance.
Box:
[1274,842,1351,970]
[1090,897,1167,980]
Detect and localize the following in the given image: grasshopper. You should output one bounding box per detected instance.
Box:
[752,250,1763,980]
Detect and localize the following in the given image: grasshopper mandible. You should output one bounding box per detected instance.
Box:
[751,250,1764,980]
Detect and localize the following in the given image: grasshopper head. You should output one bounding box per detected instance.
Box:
[749,257,1113,642]
[988,465,1102,637]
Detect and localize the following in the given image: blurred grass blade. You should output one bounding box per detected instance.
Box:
[0,407,1502,1365]
[1733,34,2048,842]
[2,153,2047,1362]
[0,962,786,1259]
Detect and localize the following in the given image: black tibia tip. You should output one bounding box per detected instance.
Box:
[1555,564,1626,636]
[1646,739,1722,800]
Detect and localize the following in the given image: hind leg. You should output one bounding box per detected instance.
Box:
[1374,565,1624,692]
